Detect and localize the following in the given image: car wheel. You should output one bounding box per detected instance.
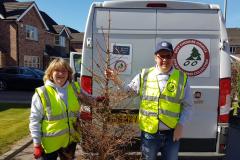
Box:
[0,80,7,91]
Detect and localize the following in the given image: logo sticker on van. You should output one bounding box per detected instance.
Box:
[173,39,210,76]
[114,60,127,72]
[110,43,132,75]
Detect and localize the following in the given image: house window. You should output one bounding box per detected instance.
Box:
[230,46,240,54]
[25,25,38,41]
[230,46,236,54]
[24,55,40,68]
[55,35,65,47]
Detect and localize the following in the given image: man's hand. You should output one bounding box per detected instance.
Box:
[105,68,122,86]
[173,123,183,142]
[105,68,117,80]
[96,96,109,102]
[34,144,43,159]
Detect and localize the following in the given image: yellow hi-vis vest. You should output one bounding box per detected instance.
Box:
[36,82,81,153]
[139,67,187,134]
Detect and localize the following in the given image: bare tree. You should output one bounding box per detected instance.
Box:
[231,61,240,116]
[73,12,140,160]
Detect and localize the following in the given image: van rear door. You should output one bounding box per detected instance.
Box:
[155,8,220,152]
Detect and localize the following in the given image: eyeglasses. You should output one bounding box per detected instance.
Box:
[156,54,173,59]
[54,69,68,73]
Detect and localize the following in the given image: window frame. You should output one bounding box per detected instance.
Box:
[25,25,38,41]
[55,35,66,47]
[24,55,40,68]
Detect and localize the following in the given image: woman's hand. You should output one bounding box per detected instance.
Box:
[33,144,43,159]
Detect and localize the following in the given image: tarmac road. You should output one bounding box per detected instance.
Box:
[11,142,82,160]
[0,135,225,160]
[11,143,225,160]
[0,90,33,104]
[9,138,225,160]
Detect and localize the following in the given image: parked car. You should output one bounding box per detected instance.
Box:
[0,66,44,91]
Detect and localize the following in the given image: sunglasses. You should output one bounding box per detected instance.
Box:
[156,54,173,59]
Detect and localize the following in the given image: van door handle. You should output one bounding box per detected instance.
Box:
[219,40,228,50]
[87,37,92,48]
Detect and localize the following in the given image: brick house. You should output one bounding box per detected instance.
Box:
[0,0,72,69]
[67,27,84,53]
[227,28,240,56]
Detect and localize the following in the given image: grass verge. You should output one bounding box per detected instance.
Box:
[0,103,30,155]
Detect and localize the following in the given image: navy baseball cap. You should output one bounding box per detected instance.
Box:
[155,41,173,54]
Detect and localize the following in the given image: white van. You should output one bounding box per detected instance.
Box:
[71,0,231,157]
[70,51,82,80]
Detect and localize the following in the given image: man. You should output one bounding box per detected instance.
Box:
[105,41,192,160]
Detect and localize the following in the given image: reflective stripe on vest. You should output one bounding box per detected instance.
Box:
[139,67,187,133]
[42,128,76,137]
[42,110,78,121]
[36,82,81,153]
[40,86,52,117]
[140,108,180,118]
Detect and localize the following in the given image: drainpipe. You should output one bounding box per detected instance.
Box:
[69,38,71,57]
[16,22,20,66]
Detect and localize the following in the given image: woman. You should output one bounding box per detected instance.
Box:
[29,58,93,160]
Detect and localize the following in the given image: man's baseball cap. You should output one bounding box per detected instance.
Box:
[155,41,173,54]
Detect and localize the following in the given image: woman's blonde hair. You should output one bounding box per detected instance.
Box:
[43,58,73,83]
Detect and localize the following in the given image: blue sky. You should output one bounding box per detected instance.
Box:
[19,0,240,32]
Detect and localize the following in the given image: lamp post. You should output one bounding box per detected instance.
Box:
[224,0,228,24]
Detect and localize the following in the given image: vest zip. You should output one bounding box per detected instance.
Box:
[156,74,172,130]
[56,94,71,144]
[156,75,161,131]
[58,89,71,145]
[66,107,71,145]
[157,96,160,131]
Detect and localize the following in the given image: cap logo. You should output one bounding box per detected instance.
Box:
[162,42,167,47]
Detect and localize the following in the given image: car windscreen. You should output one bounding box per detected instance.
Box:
[31,68,44,76]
